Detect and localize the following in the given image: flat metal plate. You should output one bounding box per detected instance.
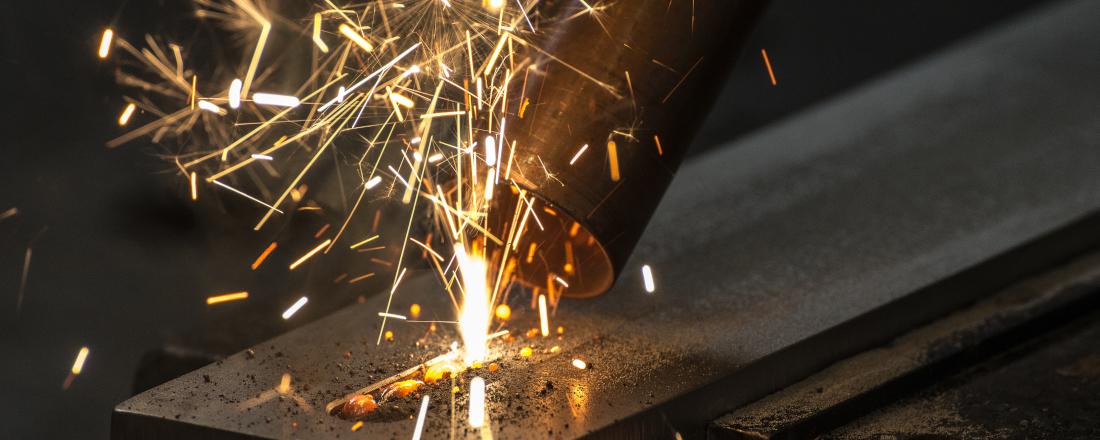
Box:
[114,1,1100,438]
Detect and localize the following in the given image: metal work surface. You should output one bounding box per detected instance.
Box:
[114,0,1100,438]
[824,309,1100,439]
[711,251,1100,439]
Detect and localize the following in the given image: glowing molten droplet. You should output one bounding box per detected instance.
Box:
[340,394,379,419]
[409,303,421,319]
[424,362,461,383]
[495,304,511,321]
[520,347,533,358]
[384,330,394,342]
[572,359,588,370]
[381,380,424,400]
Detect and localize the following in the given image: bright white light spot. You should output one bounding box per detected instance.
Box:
[253,92,300,108]
[282,296,308,319]
[572,359,587,370]
[484,136,497,166]
[228,79,242,109]
[197,100,227,115]
[469,376,486,427]
[365,176,383,189]
[642,265,656,293]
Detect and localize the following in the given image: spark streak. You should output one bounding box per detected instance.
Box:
[469,376,486,427]
[289,239,332,270]
[207,291,249,305]
[281,296,308,319]
[761,48,777,86]
[118,103,136,126]
[97,29,113,59]
[538,293,549,337]
[252,93,300,108]
[642,264,656,293]
[338,23,374,52]
[71,347,90,375]
[411,395,430,440]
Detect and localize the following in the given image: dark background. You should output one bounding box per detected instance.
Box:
[0,0,1052,438]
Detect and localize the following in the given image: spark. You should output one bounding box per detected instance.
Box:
[282,296,309,320]
[761,48,777,86]
[71,347,91,374]
[338,23,374,52]
[229,79,242,108]
[197,100,227,115]
[607,140,620,181]
[642,264,656,293]
[456,244,490,365]
[252,93,300,108]
[251,242,277,270]
[378,312,407,320]
[118,103,136,126]
[538,294,550,337]
[662,56,705,103]
[17,247,31,313]
[654,134,664,156]
[412,395,430,440]
[484,136,497,166]
[0,207,18,222]
[206,291,249,305]
[348,273,376,283]
[350,235,380,249]
[211,180,283,213]
[572,359,587,370]
[350,421,364,432]
[97,29,113,59]
[312,13,329,53]
[189,172,198,200]
[569,144,589,165]
[237,1,270,99]
[289,239,333,270]
[421,110,465,119]
[469,376,486,427]
[365,175,383,189]
[250,154,273,160]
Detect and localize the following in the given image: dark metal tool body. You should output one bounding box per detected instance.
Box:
[503,0,766,297]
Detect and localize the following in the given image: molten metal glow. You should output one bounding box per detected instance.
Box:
[456,244,490,365]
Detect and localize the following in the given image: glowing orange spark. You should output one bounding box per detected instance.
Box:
[251,242,277,270]
[761,48,777,86]
[207,291,249,305]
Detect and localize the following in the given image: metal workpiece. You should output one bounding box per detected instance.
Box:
[501,0,767,298]
[710,251,1100,439]
[113,0,1100,438]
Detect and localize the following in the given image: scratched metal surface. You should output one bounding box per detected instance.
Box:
[113,0,1100,438]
